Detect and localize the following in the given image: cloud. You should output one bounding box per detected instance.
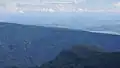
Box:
[113,2,120,7]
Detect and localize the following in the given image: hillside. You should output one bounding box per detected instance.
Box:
[40,45,120,68]
[0,22,120,67]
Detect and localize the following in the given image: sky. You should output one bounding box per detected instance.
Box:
[0,0,120,27]
[0,0,120,12]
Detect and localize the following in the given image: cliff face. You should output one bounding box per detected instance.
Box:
[40,45,120,68]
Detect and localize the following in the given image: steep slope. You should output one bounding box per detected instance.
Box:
[0,22,120,67]
[40,45,120,68]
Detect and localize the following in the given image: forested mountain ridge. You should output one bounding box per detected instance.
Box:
[40,45,120,68]
[0,22,120,67]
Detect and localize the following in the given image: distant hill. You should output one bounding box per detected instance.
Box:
[0,22,120,67]
[40,45,120,68]
[4,13,120,29]
[85,22,120,35]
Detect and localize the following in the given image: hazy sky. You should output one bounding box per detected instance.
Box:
[0,0,120,12]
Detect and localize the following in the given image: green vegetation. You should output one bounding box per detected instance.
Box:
[0,22,120,68]
[40,45,120,68]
